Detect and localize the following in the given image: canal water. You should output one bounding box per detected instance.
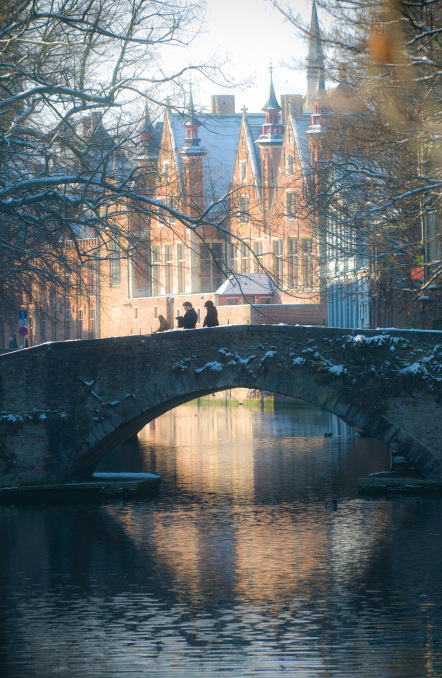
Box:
[1,398,441,678]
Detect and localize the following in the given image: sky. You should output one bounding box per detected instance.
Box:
[185,0,315,113]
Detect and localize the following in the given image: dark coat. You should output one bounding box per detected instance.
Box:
[182,307,198,329]
[203,306,219,327]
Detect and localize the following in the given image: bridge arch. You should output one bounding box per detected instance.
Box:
[1,325,441,483]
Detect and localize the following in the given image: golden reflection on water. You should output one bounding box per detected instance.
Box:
[3,401,442,677]
[143,404,256,498]
[107,401,391,609]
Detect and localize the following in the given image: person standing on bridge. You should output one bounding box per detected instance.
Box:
[179,302,198,329]
[9,335,18,349]
[203,300,219,327]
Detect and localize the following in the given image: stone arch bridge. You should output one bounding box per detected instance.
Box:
[1,325,442,484]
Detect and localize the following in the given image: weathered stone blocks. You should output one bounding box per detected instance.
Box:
[1,325,441,484]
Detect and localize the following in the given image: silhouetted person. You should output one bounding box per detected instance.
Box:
[203,300,219,327]
[154,315,170,332]
[9,335,18,349]
[180,302,198,329]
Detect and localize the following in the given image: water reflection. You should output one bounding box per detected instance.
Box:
[1,400,441,677]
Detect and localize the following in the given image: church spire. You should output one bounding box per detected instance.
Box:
[305,0,325,113]
[307,0,324,63]
[261,64,282,113]
[137,99,158,163]
[180,88,205,156]
[256,66,284,146]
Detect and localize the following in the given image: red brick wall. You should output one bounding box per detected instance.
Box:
[217,302,327,326]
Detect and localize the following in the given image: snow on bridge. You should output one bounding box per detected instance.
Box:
[1,324,442,484]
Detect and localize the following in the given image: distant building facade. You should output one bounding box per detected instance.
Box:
[2,0,439,347]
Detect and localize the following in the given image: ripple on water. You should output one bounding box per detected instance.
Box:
[1,404,442,677]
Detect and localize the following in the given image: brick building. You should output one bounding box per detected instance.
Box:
[0,0,328,346]
[6,0,437,347]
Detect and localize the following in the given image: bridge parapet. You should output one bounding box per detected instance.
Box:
[1,325,441,484]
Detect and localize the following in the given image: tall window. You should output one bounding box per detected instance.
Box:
[88,260,98,296]
[163,161,170,182]
[239,159,247,183]
[240,242,250,273]
[200,243,223,292]
[157,199,167,226]
[230,242,238,273]
[177,243,185,293]
[288,238,298,289]
[301,238,313,288]
[90,308,97,338]
[151,245,160,296]
[78,308,84,339]
[66,308,72,340]
[168,195,177,224]
[164,244,173,294]
[286,154,294,175]
[110,237,121,286]
[252,240,263,272]
[238,194,249,223]
[273,240,284,287]
[286,191,297,218]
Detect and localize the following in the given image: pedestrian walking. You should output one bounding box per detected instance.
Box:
[9,335,18,349]
[203,300,219,327]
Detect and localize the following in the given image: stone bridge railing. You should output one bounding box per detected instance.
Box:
[1,325,441,484]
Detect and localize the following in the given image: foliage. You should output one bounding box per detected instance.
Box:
[271,0,441,313]
[0,0,231,317]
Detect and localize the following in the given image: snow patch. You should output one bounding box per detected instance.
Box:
[195,361,224,374]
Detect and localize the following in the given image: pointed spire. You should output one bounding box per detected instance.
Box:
[262,64,282,112]
[305,0,326,114]
[314,69,326,99]
[138,99,154,134]
[180,87,205,156]
[184,88,201,127]
[307,0,324,64]
[137,98,158,162]
[256,66,284,148]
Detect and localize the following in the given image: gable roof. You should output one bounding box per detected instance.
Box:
[288,113,313,178]
[168,111,266,213]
